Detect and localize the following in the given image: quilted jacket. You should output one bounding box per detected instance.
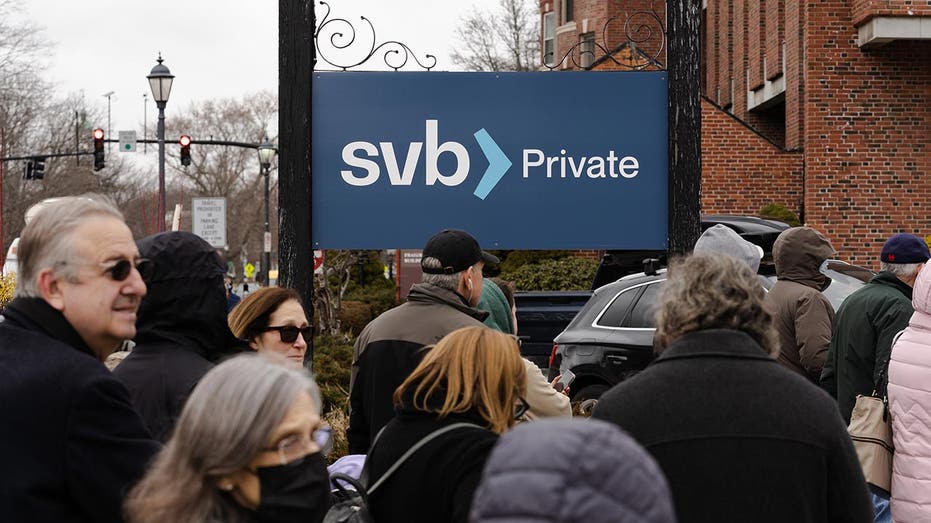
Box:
[888,265,931,522]
[469,418,677,523]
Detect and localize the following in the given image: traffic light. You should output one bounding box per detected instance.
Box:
[33,157,46,180]
[22,160,34,180]
[93,128,105,171]
[179,135,192,166]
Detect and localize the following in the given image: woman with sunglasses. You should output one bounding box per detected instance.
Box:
[228,287,312,368]
[365,325,527,523]
[125,352,332,523]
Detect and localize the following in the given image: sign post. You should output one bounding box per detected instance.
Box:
[191,197,227,249]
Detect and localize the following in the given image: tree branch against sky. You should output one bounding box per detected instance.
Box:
[450,0,540,71]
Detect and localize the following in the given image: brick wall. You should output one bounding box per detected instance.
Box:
[701,98,804,216]
[850,0,931,26]
[802,4,931,267]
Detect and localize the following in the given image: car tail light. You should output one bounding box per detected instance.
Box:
[549,343,559,367]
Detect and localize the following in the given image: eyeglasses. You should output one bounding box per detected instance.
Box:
[514,397,530,420]
[262,426,332,465]
[264,325,312,344]
[60,257,152,282]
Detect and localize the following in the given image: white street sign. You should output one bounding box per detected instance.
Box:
[192,197,227,248]
[118,131,137,152]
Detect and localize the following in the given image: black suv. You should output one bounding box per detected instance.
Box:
[548,260,874,402]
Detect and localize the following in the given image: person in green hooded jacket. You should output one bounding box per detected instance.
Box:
[821,233,929,424]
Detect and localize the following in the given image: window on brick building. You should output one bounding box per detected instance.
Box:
[543,12,556,66]
[580,32,595,68]
[563,0,574,23]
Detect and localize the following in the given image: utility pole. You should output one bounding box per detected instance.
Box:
[280,0,314,365]
[667,0,702,254]
[103,91,114,153]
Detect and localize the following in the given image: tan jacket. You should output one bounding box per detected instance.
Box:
[521,358,572,420]
[764,227,836,382]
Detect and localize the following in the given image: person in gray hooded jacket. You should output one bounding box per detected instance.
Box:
[469,418,677,523]
[693,224,763,273]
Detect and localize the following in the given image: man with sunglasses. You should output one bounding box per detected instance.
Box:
[0,194,159,523]
[347,229,499,454]
[114,231,248,441]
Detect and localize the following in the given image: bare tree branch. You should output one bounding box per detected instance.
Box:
[450,0,540,72]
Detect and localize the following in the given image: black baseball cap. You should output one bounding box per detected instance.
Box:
[421,229,499,275]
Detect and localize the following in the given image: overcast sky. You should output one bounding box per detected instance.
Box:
[19,0,498,135]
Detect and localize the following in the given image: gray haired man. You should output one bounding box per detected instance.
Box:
[346,229,498,453]
[0,195,158,523]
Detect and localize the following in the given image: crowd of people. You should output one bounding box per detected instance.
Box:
[1,192,929,523]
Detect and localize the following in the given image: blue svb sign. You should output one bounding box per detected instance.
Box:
[312,71,668,249]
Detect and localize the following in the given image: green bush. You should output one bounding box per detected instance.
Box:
[344,286,397,319]
[496,250,574,274]
[503,257,598,291]
[759,204,801,227]
[312,334,354,414]
[312,334,354,463]
[337,301,372,337]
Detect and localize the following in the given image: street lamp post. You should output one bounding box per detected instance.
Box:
[257,138,277,286]
[147,54,174,232]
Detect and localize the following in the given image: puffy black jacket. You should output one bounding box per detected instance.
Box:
[113,232,246,441]
[470,418,677,523]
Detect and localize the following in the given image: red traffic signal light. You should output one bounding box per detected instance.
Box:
[179,135,192,166]
[93,128,105,171]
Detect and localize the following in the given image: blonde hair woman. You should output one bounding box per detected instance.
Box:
[365,326,526,523]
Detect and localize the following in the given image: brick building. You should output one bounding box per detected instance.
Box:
[540,0,930,265]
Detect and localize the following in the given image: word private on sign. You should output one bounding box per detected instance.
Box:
[312,71,668,250]
[523,149,639,179]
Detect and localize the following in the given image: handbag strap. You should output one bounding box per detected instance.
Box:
[876,329,907,399]
[366,422,483,495]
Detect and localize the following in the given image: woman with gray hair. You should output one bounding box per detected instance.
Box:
[593,253,872,523]
[124,353,332,523]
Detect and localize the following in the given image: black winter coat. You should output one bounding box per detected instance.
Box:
[0,298,160,523]
[113,232,246,441]
[593,329,872,523]
[348,283,488,453]
[366,402,498,523]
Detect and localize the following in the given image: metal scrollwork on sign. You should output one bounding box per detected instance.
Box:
[314,1,437,71]
[544,2,666,71]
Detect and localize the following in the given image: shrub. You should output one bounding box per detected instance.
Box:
[312,334,353,414]
[0,273,14,311]
[344,286,397,319]
[496,250,574,274]
[338,300,373,337]
[503,257,598,291]
[759,204,801,227]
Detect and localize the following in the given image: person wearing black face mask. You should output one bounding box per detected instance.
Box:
[125,353,332,523]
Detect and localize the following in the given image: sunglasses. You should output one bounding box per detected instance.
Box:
[103,258,152,281]
[62,257,151,282]
[264,325,312,343]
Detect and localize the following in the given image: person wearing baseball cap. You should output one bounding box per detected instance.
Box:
[346,229,499,453]
[821,233,930,518]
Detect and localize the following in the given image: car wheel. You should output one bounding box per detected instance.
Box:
[572,383,609,402]
[570,384,609,417]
